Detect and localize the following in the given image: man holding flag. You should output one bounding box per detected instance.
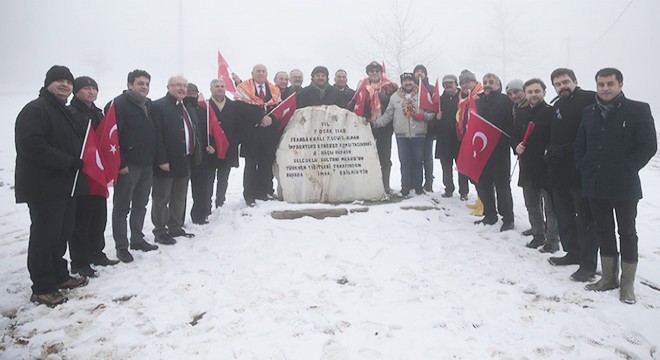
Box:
[234,64,282,206]
[15,65,89,307]
[512,79,559,252]
[473,73,515,231]
[351,61,398,193]
[414,64,437,192]
[69,76,119,277]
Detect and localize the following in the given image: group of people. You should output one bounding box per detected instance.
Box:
[14,61,656,307]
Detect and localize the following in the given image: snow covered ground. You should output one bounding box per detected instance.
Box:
[1,94,659,359]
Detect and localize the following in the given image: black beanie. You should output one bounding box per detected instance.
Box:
[400,72,415,82]
[413,64,428,77]
[311,66,329,77]
[73,76,98,94]
[45,65,74,87]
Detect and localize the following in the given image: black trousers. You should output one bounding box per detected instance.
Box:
[190,164,210,223]
[373,123,393,189]
[590,198,639,263]
[70,195,107,268]
[27,198,75,294]
[439,155,469,196]
[476,164,514,223]
[552,187,598,270]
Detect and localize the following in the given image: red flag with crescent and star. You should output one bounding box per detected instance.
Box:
[218,51,237,95]
[95,100,120,186]
[456,110,502,183]
[352,79,369,117]
[271,93,297,133]
[81,121,109,197]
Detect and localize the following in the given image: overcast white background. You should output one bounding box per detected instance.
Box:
[1,0,658,116]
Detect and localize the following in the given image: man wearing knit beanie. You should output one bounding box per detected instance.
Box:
[15,65,90,307]
[506,79,526,109]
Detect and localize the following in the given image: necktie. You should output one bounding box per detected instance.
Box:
[258,85,265,100]
[180,103,195,154]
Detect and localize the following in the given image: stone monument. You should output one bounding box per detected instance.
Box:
[274,105,385,203]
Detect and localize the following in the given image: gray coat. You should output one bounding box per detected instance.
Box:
[374,91,435,138]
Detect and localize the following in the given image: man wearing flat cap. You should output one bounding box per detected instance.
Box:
[351,61,398,193]
[296,66,342,109]
[15,65,90,307]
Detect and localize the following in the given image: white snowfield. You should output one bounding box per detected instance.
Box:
[1,95,659,359]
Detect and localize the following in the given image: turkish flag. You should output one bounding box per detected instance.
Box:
[419,79,435,112]
[456,110,502,183]
[218,51,237,95]
[271,93,297,133]
[432,78,440,111]
[381,60,388,81]
[352,79,368,117]
[95,100,120,186]
[207,100,230,160]
[81,122,109,197]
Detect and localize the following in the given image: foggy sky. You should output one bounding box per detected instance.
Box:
[1,0,658,115]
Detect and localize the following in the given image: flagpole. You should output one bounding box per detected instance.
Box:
[71,120,92,197]
[417,77,421,113]
[206,100,211,146]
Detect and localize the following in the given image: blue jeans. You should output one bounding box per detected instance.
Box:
[396,137,425,191]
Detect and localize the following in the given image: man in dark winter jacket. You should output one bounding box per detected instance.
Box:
[512,79,559,253]
[576,68,657,304]
[436,74,468,199]
[296,66,342,109]
[474,73,515,232]
[109,69,159,263]
[545,68,598,283]
[151,76,202,244]
[334,69,355,109]
[15,65,89,307]
[414,64,436,192]
[69,76,120,277]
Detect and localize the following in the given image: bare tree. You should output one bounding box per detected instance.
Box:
[359,0,442,79]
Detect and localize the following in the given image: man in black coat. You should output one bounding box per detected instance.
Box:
[15,65,89,307]
[512,79,559,253]
[414,64,436,192]
[151,76,202,243]
[545,68,598,282]
[333,69,355,109]
[576,68,657,304]
[436,74,468,199]
[296,66,342,109]
[474,73,515,231]
[109,69,159,263]
[235,64,282,206]
[69,76,119,277]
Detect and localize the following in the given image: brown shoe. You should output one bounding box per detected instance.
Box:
[30,291,68,307]
[57,276,89,290]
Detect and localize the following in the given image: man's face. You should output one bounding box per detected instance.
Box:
[128,76,150,97]
[414,69,427,82]
[483,76,500,96]
[596,75,623,103]
[552,74,577,99]
[368,68,382,83]
[443,81,457,96]
[252,65,268,85]
[274,73,289,89]
[167,76,188,101]
[334,71,347,87]
[524,83,546,107]
[186,87,198,100]
[290,70,303,87]
[47,79,73,100]
[401,79,415,92]
[460,80,476,95]
[312,73,328,87]
[506,88,525,104]
[75,85,98,105]
[211,80,226,99]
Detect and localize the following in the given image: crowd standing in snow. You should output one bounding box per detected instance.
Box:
[14,63,656,307]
